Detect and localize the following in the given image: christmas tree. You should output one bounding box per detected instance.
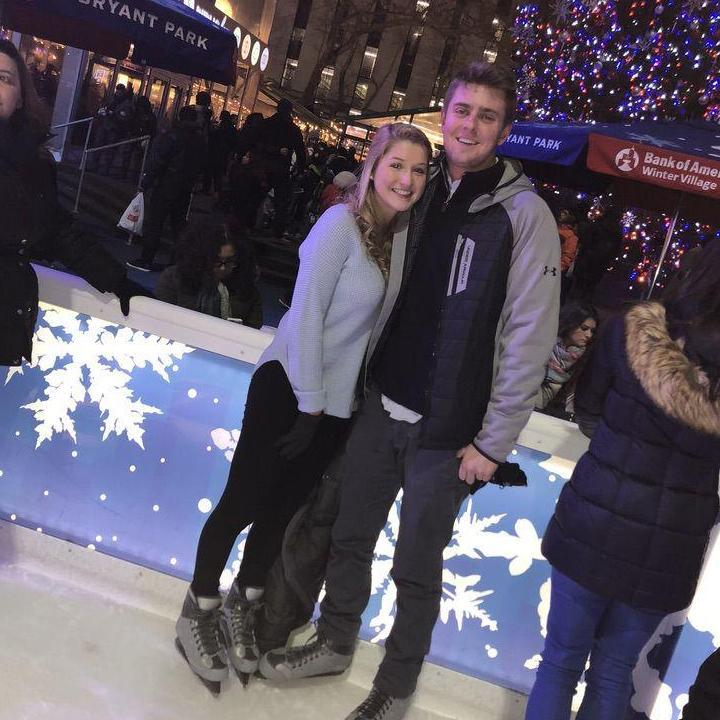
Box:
[511,0,720,294]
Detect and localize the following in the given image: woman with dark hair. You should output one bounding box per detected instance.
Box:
[525,240,720,720]
[0,39,141,367]
[535,301,598,411]
[155,216,263,329]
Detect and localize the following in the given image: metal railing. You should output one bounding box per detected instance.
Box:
[51,115,94,174]
[76,134,152,214]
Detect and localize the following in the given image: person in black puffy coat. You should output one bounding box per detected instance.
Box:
[682,648,720,720]
[526,240,720,720]
[126,105,206,272]
[0,40,141,368]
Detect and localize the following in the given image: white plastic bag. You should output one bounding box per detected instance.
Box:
[118,192,144,235]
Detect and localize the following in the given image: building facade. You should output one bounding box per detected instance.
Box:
[266,0,516,121]
[0,0,278,159]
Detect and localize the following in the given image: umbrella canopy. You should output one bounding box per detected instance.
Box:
[4,0,238,84]
[499,119,720,224]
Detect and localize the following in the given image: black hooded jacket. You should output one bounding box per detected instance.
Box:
[0,119,125,366]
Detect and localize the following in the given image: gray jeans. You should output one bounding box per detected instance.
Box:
[318,389,469,698]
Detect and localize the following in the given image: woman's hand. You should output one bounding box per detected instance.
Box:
[275,412,323,460]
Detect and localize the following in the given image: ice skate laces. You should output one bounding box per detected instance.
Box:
[356,688,394,718]
[227,597,257,646]
[285,632,325,668]
[191,607,223,656]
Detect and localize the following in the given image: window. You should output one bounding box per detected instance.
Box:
[389,90,405,111]
[352,82,368,107]
[358,47,378,82]
[483,43,498,63]
[281,58,298,88]
[315,66,335,101]
[287,27,305,59]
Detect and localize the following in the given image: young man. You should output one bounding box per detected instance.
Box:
[260,62,561,720]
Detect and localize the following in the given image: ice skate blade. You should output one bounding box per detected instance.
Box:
[174,637,223,696]
[236,669,250,688]
[258,659,349,682]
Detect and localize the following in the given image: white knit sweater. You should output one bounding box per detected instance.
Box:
[257,204,386,418]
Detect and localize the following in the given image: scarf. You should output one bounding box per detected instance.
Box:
[546,339,585,385]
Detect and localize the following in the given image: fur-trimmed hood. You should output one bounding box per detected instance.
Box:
[625,302,720,438]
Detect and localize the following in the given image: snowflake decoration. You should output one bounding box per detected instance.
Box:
[511,23,535,45]
[682,0,706,14]
[440,569,497,632]
[445,499,544,576]
[211,427,240,462]
[551,0,572,23]
[577,0,604,10]
[5,305,193,448]
[626,132,682,149]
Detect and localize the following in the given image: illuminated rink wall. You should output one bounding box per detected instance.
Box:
[0,267,717,720]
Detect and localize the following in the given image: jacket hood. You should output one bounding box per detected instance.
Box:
[429,155,535,214]
[468,157,534,213]
[626,302,720,438]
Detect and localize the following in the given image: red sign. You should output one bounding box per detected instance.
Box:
[588,133,720,200]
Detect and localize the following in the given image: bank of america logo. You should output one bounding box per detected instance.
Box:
[615,147,640,172]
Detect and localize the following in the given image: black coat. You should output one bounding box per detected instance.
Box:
[542,303,720,613]
[140,122,206,196]
[682,648,720,720]
[0,121,125,366]
[236,112,307,173]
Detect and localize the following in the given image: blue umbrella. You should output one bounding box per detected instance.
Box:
[3,0,238,84]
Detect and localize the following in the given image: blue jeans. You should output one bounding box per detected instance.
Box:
[525,569,664,720]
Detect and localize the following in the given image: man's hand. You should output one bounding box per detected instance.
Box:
[456,445,498,486]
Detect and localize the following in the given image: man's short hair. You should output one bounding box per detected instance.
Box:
[196,91,211,107]
[444,62,517,125]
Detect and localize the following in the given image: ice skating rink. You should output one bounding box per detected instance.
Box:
[2,267,717,720]
[0,521,526,720]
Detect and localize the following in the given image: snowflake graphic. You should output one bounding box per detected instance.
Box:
[5,304,193,448]
[682,0,706,14]
[511,24,535,45]
[551,0,572,23]
[445,498,544,576]
[210,427,240,462]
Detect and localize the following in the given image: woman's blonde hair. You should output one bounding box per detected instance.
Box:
[346,123,432,275]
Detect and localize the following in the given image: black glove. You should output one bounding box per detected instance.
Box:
[467,462,527,494]
[275,412,323,461]
[115,276,154,317]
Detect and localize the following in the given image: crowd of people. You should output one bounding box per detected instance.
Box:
[3,34,720,720]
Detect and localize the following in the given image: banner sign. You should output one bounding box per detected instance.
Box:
[499,123,590,166]
[588,133,720,200]
[183,0,269,71]
[7,0,238,84]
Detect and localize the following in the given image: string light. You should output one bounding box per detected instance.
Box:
[513,0,720,292]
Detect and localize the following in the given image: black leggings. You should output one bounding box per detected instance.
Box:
[191,361,349,596]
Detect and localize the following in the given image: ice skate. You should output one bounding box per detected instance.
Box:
[220,583,262,685]
[175,588,228,694]
[259,630,353,682]
[345,686,412,720]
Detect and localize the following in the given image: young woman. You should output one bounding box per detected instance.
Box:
[526,241,720,720]
[536,301,598,412]
[175,122,432,692]
[155,216,263,329]
[0,39,137,368]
